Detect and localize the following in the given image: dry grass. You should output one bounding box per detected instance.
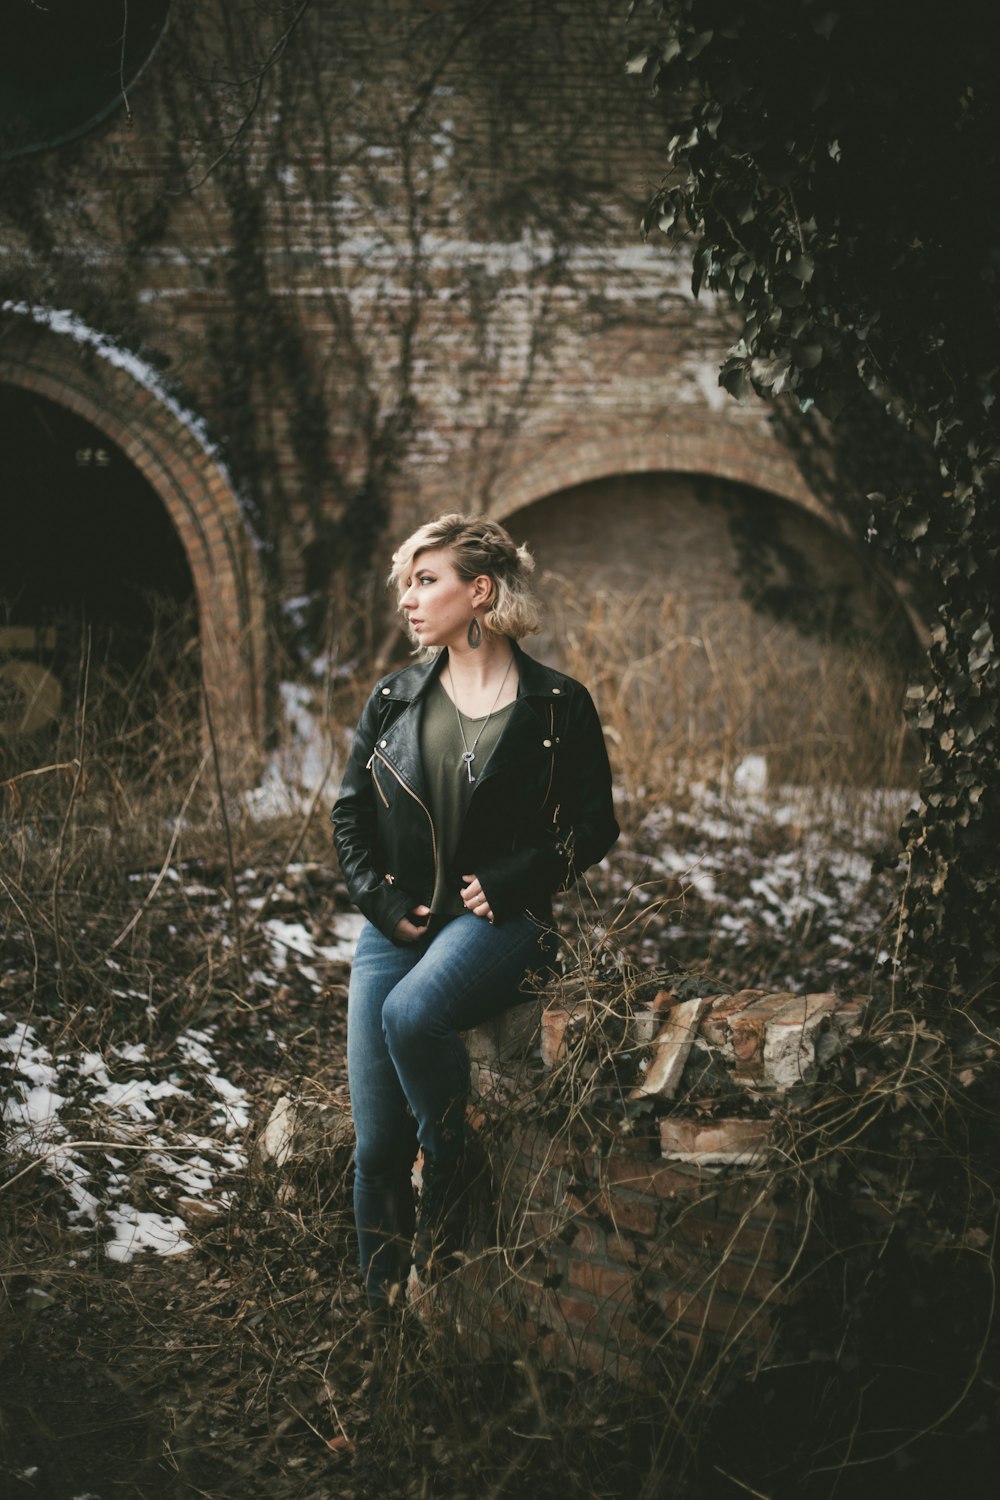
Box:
[546,583,915,828]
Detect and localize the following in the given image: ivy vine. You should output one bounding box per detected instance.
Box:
[628,0,1000,1010]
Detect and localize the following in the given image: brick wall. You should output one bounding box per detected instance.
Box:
[418,988,862,1384]
[449,1116,805,1384]
[0,0,914,759]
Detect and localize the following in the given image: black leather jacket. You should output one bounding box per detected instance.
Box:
[331,643,619,941]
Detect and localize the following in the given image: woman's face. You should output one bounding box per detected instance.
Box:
[399,547,487,649]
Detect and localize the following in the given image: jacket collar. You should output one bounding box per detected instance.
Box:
[381,640,565,704]
[375,642,565,798]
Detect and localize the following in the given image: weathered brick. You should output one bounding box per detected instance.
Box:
[730,993,799,1079]
[539,1001,589,1068]
[508,1123,568,1173]
[762,993,839,1089]
[659,1117,772,1165]
[569,1218,606,1258]
[605,1229,643,1268]
[660,1206,729,1254]
[549,1291,604,1335]
[653,1284,775,1348]
[699,990,768,1048]
[711,1255,786,1304]
[644,1162,718,1200]
[603,1192,660,1238]
[631,996,710,1101]
[567,1260,636,1302]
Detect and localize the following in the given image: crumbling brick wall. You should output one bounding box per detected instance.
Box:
[437,988,865,1383]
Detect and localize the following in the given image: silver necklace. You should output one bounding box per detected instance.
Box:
[445,655,514,783]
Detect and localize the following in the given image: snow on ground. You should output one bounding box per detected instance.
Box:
[263,912,365,975]
[598,769,915,990]
[0,901,364,1264]
[0,1017,240,1261]
[241,678,343,819]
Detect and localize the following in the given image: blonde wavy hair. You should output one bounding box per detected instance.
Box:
[389,513,541,642]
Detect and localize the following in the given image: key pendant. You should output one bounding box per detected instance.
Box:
[461,750,476,783]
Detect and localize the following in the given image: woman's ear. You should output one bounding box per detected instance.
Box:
[470,573,494,610]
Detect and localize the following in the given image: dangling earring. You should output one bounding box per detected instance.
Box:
[467,616,482,649]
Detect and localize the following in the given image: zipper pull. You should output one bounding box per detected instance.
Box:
[366,754,375,770]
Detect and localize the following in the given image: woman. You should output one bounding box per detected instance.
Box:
[332,513,618,1309]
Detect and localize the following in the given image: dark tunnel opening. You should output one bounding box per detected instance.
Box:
[0,384,199,747]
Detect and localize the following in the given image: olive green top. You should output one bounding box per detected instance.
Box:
[420,676,515,914]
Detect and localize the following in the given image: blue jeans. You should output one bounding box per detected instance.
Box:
[347,911,556,1304]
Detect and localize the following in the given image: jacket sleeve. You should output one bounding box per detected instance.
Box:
[330,686,421,942]
[476,685,619,922]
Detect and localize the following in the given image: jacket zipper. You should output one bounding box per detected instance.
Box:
[538,703,556,810]
[366,754,390,809]
[369,746,438,877]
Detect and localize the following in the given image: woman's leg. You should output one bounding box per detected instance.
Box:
[380,912,556,1164]
[346,921,421,1306]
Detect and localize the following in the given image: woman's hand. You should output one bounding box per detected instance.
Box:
[461,875,494,923]
[392,904,432,943]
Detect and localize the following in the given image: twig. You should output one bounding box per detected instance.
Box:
[201,682,246,998]
[0,759,80,789]
[109,748,211,951]
[52,631,91,1005]
[179,0,314,192]
[118,0,133,126]
[713,1466,773,1499]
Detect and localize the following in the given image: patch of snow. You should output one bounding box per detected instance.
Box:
[612,776,913,987]
[103,1206,191,1261]
[0,1012,251,1263]
[243,680,340,818]
[263,911,364,971]
[732,754,768,794]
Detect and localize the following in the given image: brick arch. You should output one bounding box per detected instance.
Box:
[486,414,823,527]
[0,316,265,772]
[483,413,923,642]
